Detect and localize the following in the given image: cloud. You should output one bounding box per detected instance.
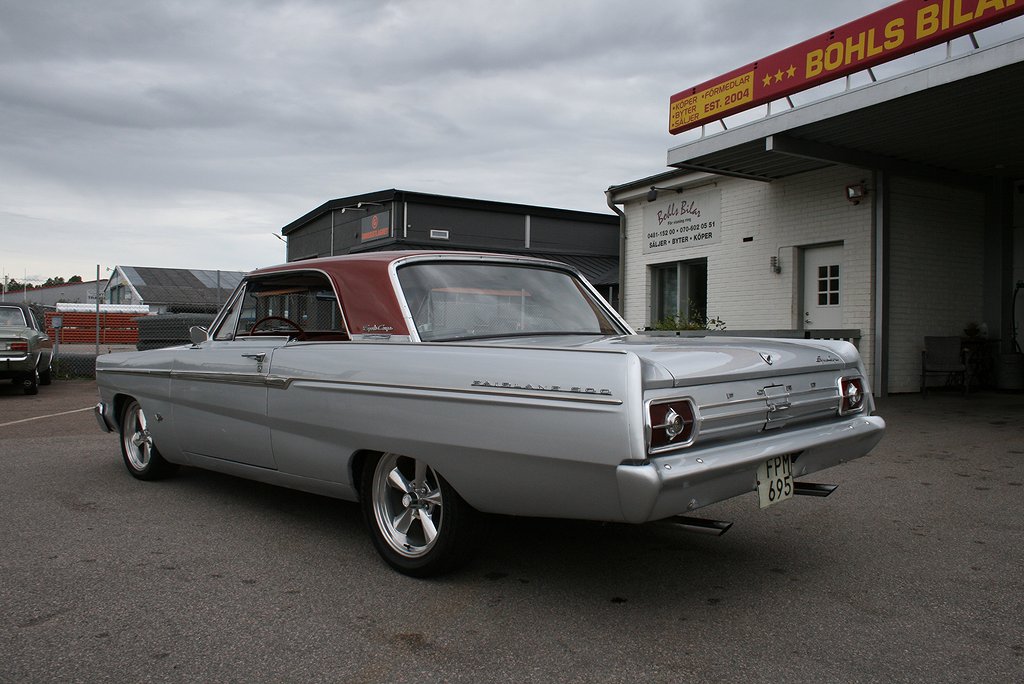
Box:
[0,0,903,282]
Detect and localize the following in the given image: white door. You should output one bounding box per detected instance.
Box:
[803,245,844,330]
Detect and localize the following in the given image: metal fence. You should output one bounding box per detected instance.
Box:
[41,300,219,378]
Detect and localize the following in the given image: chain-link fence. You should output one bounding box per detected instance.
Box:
[41,301,220,379]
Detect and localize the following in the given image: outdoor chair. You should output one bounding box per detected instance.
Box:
[920,336,968,396]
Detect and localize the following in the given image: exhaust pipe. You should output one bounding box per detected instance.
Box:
[664,516,733,536]
[794,482,838,497]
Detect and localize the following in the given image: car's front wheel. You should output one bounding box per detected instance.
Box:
[119,399,178,480]
[361,452,477,577]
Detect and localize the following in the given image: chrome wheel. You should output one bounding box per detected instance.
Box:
[118,399,177,480]
[122,401,153,471]
[372,453,444,558]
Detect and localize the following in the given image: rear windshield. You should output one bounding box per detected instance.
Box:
[396,262,621,342]
[0,307,28,327]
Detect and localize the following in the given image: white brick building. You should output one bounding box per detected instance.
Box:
[607,32,1023,395]
[606,1,1024,395]
[608,166,1000,394]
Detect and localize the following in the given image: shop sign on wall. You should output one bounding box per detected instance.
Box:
[642,189,722,255]
[360,211,391,242]
[668,0,1024,134]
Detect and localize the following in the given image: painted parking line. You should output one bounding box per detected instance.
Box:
[0,406,94,428]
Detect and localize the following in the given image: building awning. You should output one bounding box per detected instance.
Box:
[665,36,1024,185]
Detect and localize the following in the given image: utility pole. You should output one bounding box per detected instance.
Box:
[95,265,101,357]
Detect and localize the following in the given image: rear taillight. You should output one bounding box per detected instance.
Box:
[9,341,28,352]
[648,399,696,453]
[839,377,866,415]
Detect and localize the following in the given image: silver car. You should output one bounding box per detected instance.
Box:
[95,252,885,576]
[1,303,54,395]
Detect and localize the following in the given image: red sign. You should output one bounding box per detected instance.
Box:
[669,0,1024,134]
[360,211,391,242]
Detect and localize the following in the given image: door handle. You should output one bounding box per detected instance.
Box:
[241,353,267,362]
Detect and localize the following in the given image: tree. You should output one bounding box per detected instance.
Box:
[43,277,66,287]
[68,275,83,283]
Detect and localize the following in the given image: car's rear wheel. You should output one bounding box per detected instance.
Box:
[23,368,39,395]
[39,360,52,386]
[120,399,178,480]
[361,452,477,577]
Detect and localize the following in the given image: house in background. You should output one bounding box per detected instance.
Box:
[104,266,244,314]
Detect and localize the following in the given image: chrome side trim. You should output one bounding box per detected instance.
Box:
[174,371,269,385]
[98,367,623,405]
[101,368,266,386]
[101,368,172,378]
[275,375,624,405]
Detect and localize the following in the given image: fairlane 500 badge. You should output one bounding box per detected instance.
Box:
[472,380,613,396]
[816,354,841,363]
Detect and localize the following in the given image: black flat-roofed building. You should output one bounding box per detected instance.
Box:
[280,189,621,308]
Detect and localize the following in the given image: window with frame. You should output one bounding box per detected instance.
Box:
[0,306,28,327]
[396,262,621,341]
[816,264,840,306]
[650,259,708,327]
[213,272,347,341]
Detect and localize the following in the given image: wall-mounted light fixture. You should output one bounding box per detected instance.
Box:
[340,201,385,214]
[770,256,781,274]
[647,186,683,202]
[845,182,868,205]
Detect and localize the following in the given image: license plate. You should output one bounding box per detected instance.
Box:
[757,453,794,509]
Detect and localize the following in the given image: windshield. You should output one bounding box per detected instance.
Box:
[397,262,621,342]
[0,307,28,328]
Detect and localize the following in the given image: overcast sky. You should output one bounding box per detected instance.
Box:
[0,0,949,283]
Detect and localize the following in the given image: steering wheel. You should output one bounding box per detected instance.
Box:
[249,316,306,337]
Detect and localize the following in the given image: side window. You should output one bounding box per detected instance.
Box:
[213,272,347,341]
[212,291,243,340]
[650,259,708,327]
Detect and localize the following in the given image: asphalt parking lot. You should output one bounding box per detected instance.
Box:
[1,380,1022,683]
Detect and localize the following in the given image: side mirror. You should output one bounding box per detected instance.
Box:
[189,326,209,346]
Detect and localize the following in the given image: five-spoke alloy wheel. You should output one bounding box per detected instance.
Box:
[119,399,178,480]
[361,452,476,577]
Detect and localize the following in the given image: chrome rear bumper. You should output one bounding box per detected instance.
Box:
[616,414,886,523]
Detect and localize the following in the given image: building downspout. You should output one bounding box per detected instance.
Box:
[872,169,889,397]
[605,188,626,313]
